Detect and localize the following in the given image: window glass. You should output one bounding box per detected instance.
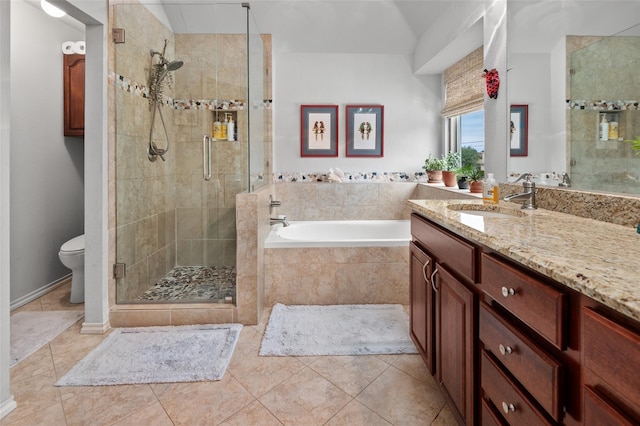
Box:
[460,110,484,169]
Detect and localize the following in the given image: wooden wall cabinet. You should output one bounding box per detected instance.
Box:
[63,54,85,137]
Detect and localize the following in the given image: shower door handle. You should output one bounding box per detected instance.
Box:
[203,135,212,181]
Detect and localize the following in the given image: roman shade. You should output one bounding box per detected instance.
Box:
[441,46,484,117]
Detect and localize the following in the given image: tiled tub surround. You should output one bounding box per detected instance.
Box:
[407,198,640,322]
[264,245,410,306]
[263,182,477,307]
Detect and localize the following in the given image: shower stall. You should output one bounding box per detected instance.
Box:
[113,1,269,304]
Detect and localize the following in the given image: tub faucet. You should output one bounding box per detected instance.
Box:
[270,215,290,227]
[503,173,537,209]
[558,172,571,187]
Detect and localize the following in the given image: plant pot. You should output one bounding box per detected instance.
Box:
[457,176,469,190]
[427,170,443,183]
[442,171,457,187]
[469,181,483,193]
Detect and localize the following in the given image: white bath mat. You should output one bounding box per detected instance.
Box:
[10,310,85,367]
[259,303,417,356]
[55,323,242,386]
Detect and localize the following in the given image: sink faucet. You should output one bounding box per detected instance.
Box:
[504,173,537,209]
[270,215,290,227]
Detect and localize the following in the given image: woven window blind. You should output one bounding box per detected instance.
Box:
[441,46,484,117]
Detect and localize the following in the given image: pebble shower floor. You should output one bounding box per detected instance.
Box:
[136,265,236,303]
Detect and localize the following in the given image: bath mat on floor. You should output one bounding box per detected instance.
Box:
[259,303,417,356]
[55,323,242,386]
[10,310,85,367]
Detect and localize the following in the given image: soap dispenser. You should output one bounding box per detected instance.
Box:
[227,114,235,141]
[483,173,499,204]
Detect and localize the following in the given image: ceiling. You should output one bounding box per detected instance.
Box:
[152,0,454,55]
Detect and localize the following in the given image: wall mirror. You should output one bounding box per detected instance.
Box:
[507,0,640,195]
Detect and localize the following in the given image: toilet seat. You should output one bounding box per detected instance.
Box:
[60,235,84,254]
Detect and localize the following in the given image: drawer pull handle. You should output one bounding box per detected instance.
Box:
[499,344,513,355]
[422,260,430,285]
[501,402,515,414]
[431,268,439,292]
[501,286,516,298]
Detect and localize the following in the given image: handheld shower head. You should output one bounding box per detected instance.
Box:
[166,60,184,72]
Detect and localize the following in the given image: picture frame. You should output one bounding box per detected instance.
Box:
[510,104,528,157]
[300,105,338,157]
[345,105,384,157]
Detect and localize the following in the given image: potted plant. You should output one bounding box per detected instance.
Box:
[422,154,446,183]
[442,151,461,187]
[455,165,474,190]
[468,167,484,193]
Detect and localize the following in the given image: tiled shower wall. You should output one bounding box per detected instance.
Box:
[114,4,177,301]
[112,2,268,303]
[568,36,640,194]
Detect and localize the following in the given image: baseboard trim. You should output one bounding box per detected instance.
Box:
[9,275,72,311]
[81,321,110,335]
[0,395,17,419]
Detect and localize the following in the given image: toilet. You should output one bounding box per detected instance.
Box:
[58,234,85,303]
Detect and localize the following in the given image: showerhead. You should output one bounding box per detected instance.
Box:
[166,60,184,72]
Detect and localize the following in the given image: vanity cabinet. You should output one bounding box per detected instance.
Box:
[411,213,478,425]
[410,206,640,425]
[63,54,85,137]
[409,242,435,374]
[582,307,640,424]
[435,263,477,426]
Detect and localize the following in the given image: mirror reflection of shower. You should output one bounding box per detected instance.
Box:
[147,39,183,162]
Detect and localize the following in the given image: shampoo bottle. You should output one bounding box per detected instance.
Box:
[227,115,235,141]
[213,115,222,140]
[599,114,609,141]
[221,114,228,140]
[483,173,499,204]
[608,115,619,140]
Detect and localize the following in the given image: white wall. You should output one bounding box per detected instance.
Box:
[508,53,562,174]
[9,1,85,304]
[273,52,442,174]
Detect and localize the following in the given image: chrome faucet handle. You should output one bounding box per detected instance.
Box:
[514,173,533,183]
[269,194,282,214]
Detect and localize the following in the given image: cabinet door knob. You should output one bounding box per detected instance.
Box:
[501,286,516,297]
[501,402,515,414]
[499,344,513,355]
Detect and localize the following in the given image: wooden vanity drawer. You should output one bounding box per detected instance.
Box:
[584,385,636,426]
[481,351,553,426]
[583,307,640,415]
[411,213,476,283]
[479,303,563,421]
[481,253,566,349]
[481,397,508,426]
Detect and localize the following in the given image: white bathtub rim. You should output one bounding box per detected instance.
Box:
[264,220,410,248]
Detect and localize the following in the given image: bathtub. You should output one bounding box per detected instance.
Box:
[264,220,410,248]
[264,219,410,306]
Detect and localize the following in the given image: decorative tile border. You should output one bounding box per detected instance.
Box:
[567,99,640,110]
[112,72,272,110]
[274,171,428,183]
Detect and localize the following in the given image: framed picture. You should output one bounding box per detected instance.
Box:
[510,104,528,157]
[345,105,384,157]
[300,105,338,157]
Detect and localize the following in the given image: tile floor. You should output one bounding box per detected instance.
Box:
[5,282,456,425]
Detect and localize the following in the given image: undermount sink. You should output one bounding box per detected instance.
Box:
[447,204,528,219]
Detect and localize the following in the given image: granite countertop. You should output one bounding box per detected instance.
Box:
[407,199,640,322]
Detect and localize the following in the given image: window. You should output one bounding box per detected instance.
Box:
[460,110,484,168]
